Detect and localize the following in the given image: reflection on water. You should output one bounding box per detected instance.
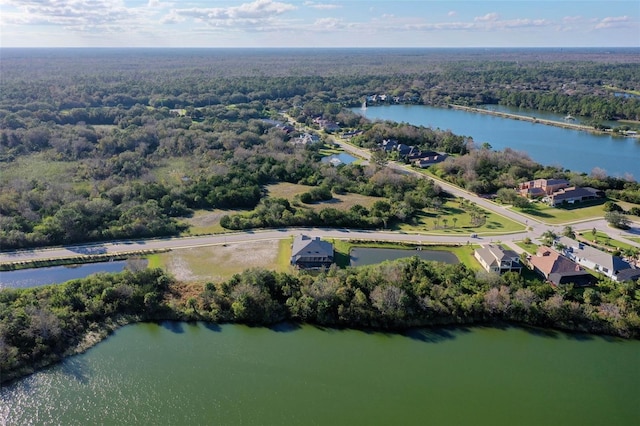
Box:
[350,247,459,267]
[0,261,129,289]
[1,322,639,425]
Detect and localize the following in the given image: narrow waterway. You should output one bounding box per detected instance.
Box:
[355,105,640,178]
[2,322,638,425]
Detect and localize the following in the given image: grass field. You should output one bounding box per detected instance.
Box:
[510,200,606,224]
[397,199,525,235]
[265,182,381,212]
[0,153,77,185]
[154,238,293,283]
[575,230,638,252]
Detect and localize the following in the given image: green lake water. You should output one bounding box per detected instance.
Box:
[2,322,639,425]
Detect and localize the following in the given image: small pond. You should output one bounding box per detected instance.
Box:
[0,260,134,289]
[350,247,459,267]
[321,152,357,166]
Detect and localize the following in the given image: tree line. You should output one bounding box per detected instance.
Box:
[2,257,639,384]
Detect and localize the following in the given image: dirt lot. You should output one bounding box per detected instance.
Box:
[162,239,289,283]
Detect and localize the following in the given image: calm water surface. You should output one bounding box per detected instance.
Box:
[355,105,640,177]
[350,247,459,267]
[1,322,638,425]
[0,261,128,289]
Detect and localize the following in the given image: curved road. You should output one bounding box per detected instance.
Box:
[2,135,639,265]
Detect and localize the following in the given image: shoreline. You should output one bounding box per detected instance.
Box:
[3,310,638,386]
[448,104,629,136]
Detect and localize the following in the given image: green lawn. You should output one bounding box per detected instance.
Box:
[398,199,526,236]
[514,240,539,255]
[510,200,606,224]
[576,230,638,252]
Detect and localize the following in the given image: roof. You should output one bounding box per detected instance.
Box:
[529,247,583,276]
[550,187,600,202]
[548,271,595,287]
[475,244,519,267]
[616,268,640,282]
[291,235,334,260]
[556,236,631,272]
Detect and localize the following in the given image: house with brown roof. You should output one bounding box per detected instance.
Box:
[474,244,522,274]
[528,247,595,287]
[518,178,569,198]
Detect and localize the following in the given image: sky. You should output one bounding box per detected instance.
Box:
[0,0,638,48]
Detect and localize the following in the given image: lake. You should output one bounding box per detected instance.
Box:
[350,247,459,267]
[2,322,638,425]
[0,261,129,289]
[355,105,640,178]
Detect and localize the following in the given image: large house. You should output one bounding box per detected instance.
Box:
[518,178,569,198]
[474,244,522,274]
[542,187,603,207]
[555,236,634,281]
[528,247,595,287]
[290,235,334,269]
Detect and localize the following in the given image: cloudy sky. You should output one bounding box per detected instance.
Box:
[1,0,638,48]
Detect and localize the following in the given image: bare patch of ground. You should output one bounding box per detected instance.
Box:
[163,239,286,283]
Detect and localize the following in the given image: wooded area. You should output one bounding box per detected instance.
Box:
[2,48,639,249]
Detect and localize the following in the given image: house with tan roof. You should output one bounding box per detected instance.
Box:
[474,244,522,274]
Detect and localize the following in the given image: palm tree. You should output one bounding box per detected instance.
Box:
[452,217,458,229]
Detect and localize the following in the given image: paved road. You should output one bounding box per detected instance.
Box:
[2,131,639,265]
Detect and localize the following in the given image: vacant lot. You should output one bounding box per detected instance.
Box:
[157,239,292,283]
[265,182,381,211]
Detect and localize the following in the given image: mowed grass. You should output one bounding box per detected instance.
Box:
[179,209,247,235]
[155,238,293,283]
[398,200,526,235]
[265,182,382,212]
[515,240,539,255]
[510,200,606,224]
[576,230,638,252]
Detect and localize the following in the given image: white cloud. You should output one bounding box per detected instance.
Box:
[304,1,342,10]
[165,0,296,28]
[595,15,631,29]
[475,12,500,22]
[313,17,345,29]
[447,11,457,17]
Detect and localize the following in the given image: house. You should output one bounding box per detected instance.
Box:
[294,133,320,145]
[528,247,595,287]
[290,235,334,269]
[474,244,522,274]
[413,151,449,168]
[555,236,632,281]
[518,178,570,198]
[543,187,603,207]
[615,268,640,282]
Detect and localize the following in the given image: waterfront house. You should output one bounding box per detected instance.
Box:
[543,187,603,207]
[555,236,632,280]
[474,245,522,274]
[528,247,594,287]
[517,178,570,198]
[291,235,334,269]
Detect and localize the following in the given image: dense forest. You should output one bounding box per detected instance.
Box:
[2,257,639,383]
[2,48,639,249]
